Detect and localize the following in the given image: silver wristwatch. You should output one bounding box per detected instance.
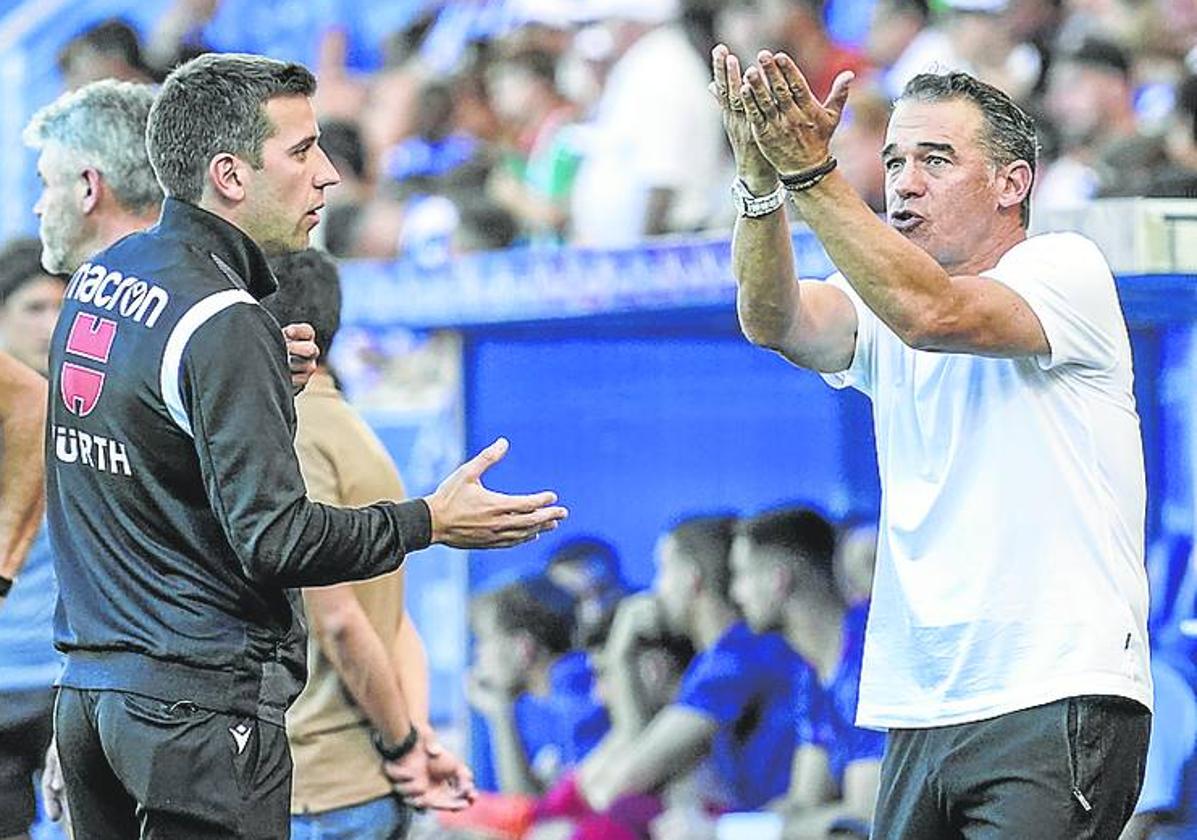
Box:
[731,177,786,218]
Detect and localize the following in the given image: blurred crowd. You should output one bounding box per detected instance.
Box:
[42,0,1197,268]
[5,0,1197,837]
[442,511,1197,840]
[448,510,885,840]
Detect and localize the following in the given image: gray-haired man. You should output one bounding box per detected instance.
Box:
[45,53,566,839]
[24,79,162,277]
[715,44,1151,839]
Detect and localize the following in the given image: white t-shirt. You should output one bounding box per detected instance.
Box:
[570,25,724,247]
[822,232,1153,729]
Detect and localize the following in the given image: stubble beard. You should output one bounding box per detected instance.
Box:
[41,215,87,275]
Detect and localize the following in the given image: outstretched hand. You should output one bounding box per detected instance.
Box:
[739,50,854,176]
[424,438,567,549]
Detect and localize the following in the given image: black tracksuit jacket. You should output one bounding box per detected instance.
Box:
[46,198,430,724]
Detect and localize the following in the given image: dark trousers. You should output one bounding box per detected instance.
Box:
[873,695,1151,840]
[0,688,56,837]
[55,688,293,840]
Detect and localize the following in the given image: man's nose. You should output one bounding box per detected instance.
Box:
[314,145,341,190]
[891,165,927,199]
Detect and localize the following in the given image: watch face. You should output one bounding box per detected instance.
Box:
[733,179,784,217]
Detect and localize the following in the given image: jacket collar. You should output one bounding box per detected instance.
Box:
[157,198,278,300]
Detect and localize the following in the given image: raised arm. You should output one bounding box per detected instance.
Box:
[579,705,716,812]
[0,351,46,592]
[602,594,669,733]
[713,46,858,373]
[736,49,1048,359]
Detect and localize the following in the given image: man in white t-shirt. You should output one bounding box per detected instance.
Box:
[711,44,1152,839]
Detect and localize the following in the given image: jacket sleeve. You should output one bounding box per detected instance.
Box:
[178,300,431,587]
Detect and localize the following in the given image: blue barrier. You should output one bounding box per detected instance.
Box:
[339,229,1197,330]
[339,229,837,329]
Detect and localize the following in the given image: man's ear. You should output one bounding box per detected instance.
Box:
[207,152,247,203]
[79,168,103,215]
[774,561,794,597]
[997,159,1033,213]
[514,630,539,665]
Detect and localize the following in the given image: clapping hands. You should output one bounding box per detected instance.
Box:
[710,45,854,184]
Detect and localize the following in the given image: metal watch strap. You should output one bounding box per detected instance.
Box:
[731,177,787,218]
[373,725,420,761]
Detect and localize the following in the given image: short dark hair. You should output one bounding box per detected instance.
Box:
[548,536,622,584]
[261,249,342,359]
[322,204,363,258]
[319,120,366,180]
[480,575,576,657]
[667,514,738,602]
[0,238,56,302]
[58,19,146,77]
[1066,37,1131,79]
[739,506,838,594]
[900,72,1039,227]
[147,53,317,204]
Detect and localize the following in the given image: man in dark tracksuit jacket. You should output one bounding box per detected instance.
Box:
[48,197,414,836]
[46,54,565,840]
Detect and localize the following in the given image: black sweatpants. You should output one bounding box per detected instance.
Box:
[873,695,1151,840]
[55,687,293,840]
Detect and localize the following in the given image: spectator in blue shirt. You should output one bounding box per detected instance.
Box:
[730,508,884,837]
[468,574,609,794]
[581,514,817,814]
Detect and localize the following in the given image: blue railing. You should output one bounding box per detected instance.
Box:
[339,227,1197,330]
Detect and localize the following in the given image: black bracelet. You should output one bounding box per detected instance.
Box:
[780,157,838,192]
[0,575,12,597]
[373,725,420,762]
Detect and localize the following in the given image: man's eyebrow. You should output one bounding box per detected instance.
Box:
[287,134,318,153]
[880,141,958,159]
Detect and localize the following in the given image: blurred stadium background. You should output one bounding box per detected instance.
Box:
[2,0,1196,836]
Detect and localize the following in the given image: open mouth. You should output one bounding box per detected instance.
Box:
[889,210,925,232]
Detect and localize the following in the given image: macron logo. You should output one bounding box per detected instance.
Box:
[229,722,252,755]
